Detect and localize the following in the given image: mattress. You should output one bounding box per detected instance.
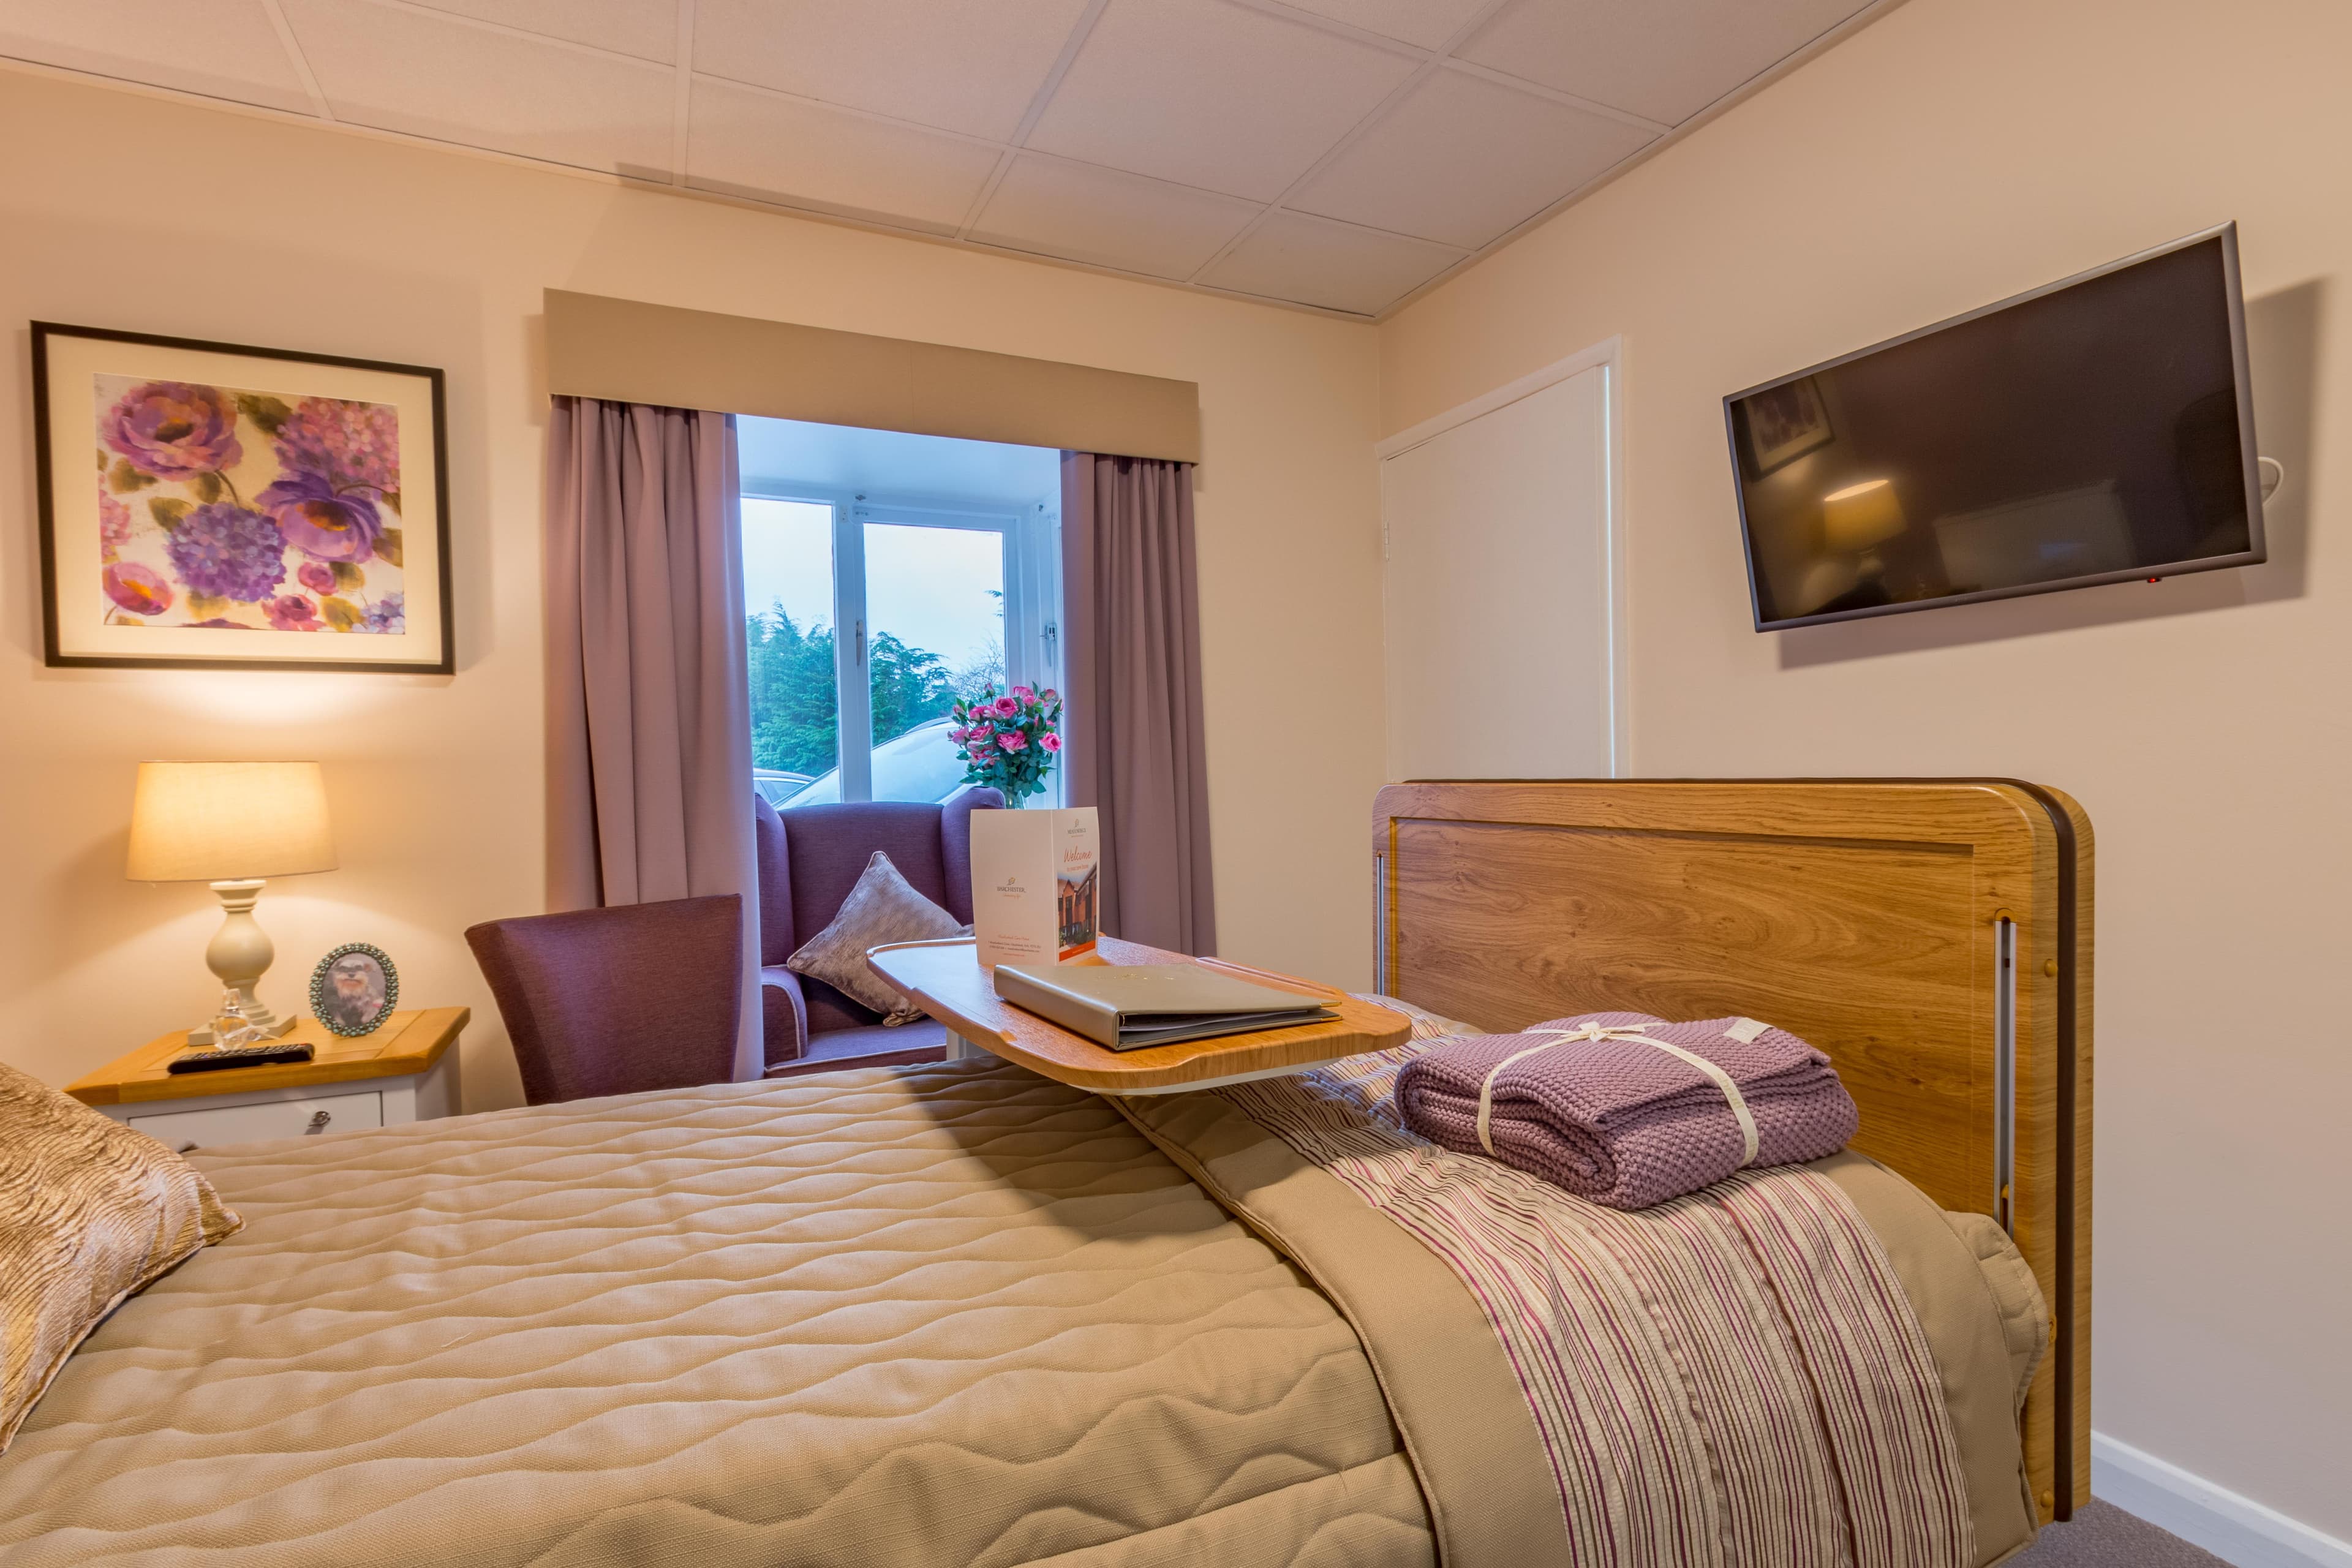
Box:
[0,1057,2044,1566]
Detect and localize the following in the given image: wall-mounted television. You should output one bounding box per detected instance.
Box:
[1725,223,2264,631]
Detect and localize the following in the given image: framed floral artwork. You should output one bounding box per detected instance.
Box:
[33,323,451,672]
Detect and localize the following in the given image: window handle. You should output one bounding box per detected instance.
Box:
[855,619,865,667]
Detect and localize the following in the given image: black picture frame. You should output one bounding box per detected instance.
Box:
[32,321,453,673]
[1732,373,1835,478]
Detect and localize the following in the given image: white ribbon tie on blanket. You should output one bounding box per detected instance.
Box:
[1474,1020,1764,1168]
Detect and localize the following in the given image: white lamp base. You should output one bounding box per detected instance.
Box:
[186,878,301,1045]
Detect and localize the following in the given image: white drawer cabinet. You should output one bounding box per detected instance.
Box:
[128,1090,385,1153]
[69,1008,470,1149]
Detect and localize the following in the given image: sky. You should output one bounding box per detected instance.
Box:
[741,499,1005,671]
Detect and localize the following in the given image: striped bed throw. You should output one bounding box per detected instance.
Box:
[1211,1001,1973,1568]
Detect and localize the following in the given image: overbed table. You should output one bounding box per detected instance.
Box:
[865,937,1409,1094]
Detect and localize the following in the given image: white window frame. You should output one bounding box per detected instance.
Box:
[742,484,1062,804]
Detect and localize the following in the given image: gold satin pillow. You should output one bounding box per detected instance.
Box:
[0,1060,243,1452]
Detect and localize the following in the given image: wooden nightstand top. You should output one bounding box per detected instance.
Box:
[66,1007,470,1107]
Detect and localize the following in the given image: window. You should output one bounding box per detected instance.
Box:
[741,426,1060,810]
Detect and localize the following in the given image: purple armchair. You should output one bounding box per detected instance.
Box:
[466,894,744,1105]
[755,786,1003,1076]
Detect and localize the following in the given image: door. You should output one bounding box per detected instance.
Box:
[1381,360,1618,782]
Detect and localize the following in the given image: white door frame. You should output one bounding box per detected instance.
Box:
[1376,336,1629,777]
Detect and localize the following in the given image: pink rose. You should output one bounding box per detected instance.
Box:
[298,560,337,594]
[995,697,1020,718]
[103,560,173,616]
[1040,733,1062,753]
[1039,688,1058,703]
[998,731,1027,752]
[265,594,321,631]
[1010,684,1035,701]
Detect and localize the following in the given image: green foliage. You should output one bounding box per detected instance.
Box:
[331,560,366,593]
[374,527,404,568]
[319,595,361,631]
[191,471,224,504]
[108,459,157,494]
[745,606,840,777]
[235,393,293,437]
[747,609,985,782]
[867,631,957,747]
[148,497,192,531]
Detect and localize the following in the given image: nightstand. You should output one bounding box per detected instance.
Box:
[66,1007,469,1152]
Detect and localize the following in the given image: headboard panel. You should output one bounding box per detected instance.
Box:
[1372,780,2091,1523]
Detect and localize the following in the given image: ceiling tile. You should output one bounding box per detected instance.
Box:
[969,155,1260,281]
[693,0,1088,142]
[281,0,673,175]
[1272,0,1490,51]
[688,79,1001,233]
[1460,0,1868,125]
[1199,210,1463,315]
[1027,0,1417,202]
[1290,66,1653,248]
[0,0,314,115]
[404,0,676,63]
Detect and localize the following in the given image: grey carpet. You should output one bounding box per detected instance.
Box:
[2008,1500,2231,1566]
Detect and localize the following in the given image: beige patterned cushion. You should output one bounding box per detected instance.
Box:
[785,850,967,1023]
[0,1060,242,1452]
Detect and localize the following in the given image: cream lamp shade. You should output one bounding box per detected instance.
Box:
[126,761,337,883]
[1822,478,1907,553]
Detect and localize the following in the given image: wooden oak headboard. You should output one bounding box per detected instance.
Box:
[1371,779,2092,1523]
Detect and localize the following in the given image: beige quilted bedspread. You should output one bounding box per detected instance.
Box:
[0,1063,1433,1567]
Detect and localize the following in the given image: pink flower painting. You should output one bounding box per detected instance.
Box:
[89,372,407,636]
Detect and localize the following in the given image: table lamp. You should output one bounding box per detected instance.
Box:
[1822,478,1907,564]
[126,761,337,1043]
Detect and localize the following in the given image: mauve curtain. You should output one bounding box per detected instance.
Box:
[546,396,762,1081]
[1060,451,1216,954]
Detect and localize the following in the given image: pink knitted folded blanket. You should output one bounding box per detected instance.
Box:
[1393,1010,1859,1209]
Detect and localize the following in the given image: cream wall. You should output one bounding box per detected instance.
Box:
[0,70,1387,1107]
[1381,0,2350,1541]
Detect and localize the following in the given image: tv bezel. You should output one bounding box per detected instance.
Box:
[1724,221,2266,632]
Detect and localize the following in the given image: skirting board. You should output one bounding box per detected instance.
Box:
[2094,1432,2352,1568]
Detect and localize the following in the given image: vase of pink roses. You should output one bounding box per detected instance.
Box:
[949,684,1063,804]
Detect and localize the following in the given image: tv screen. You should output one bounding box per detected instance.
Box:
[1725,224,2264,630]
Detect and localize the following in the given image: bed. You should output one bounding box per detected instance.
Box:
[0,780,2089,1566]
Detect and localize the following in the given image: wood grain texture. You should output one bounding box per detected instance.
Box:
[65,1008,469,1106]
[1371,780,2090,1521]
[2036,783,2095,1521]
[866,938,1408,1093]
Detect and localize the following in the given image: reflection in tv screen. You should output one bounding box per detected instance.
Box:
[1725,228,2263,630]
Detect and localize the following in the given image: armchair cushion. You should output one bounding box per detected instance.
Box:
[783,851,967,1023]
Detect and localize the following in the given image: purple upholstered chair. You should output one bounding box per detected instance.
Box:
[466,894,744,1105]
[755,786,1002,1076]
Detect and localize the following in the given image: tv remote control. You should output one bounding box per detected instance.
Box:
[165,1041,317,1074]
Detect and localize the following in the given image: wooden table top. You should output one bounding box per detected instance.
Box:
[66,1007,470,1106]
[865,937,1407,1094]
